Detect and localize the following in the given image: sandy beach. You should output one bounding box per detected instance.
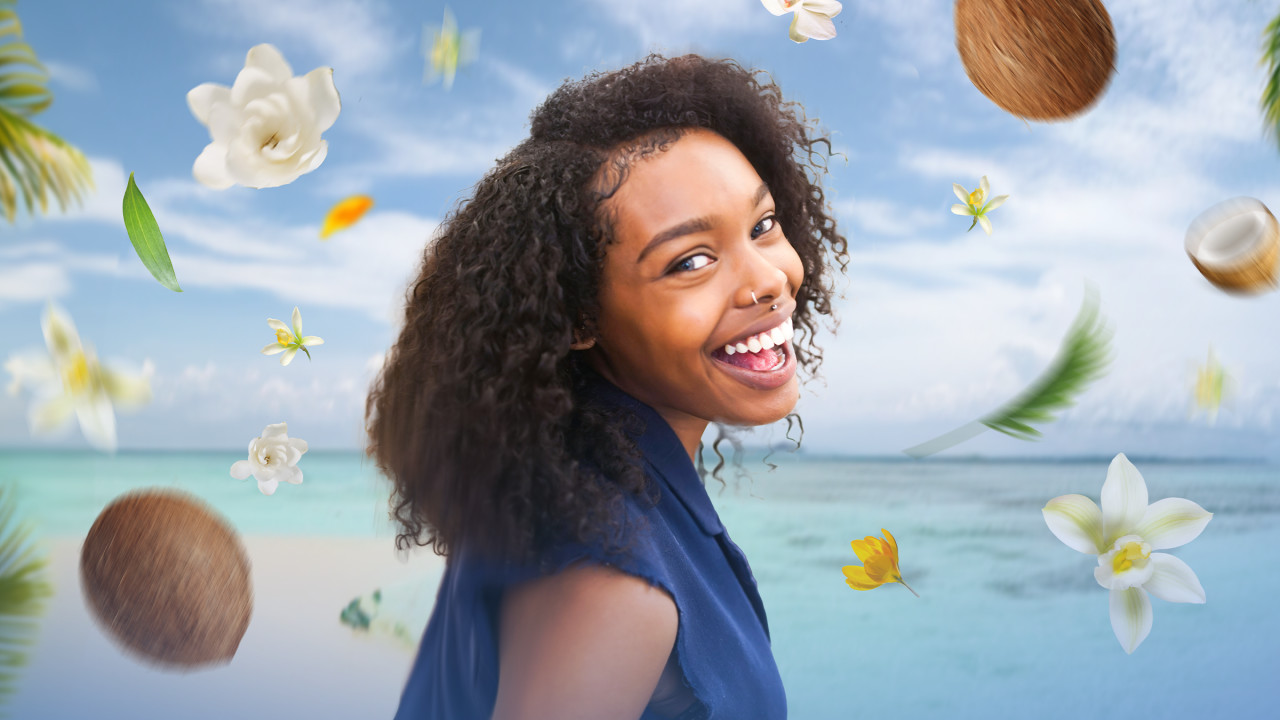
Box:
[9,535,446,720]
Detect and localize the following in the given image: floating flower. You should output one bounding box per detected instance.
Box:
[230,422,308,496]
[761,0,843,43]
[320,194,374,239]
[951,176,1009,235]
[261,306,323,366]
[1043,453,1212,654]
[186,44,341,189]
[423,7,480,90]
[842,528,919,597]
[1193,346,1229,425]
[3,304,151,452]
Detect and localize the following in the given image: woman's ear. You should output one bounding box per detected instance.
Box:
[570,322,596,350]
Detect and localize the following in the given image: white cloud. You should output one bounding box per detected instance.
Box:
[853,0,953,69]
[833,195,942,238]
[43,60,98,93]
[162,210,437,322]
[192,0,402,81]
[581,0,770,50]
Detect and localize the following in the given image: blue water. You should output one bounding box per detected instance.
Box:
[2,450,1278,719]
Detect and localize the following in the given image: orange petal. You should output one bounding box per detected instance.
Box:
[320,195,374,239]
[842,565,883,590]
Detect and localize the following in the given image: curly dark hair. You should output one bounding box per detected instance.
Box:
[365,53,849,561]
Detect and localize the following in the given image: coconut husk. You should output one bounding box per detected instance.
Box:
[955,0,1116,121]
[1186,198,1280,295]
[80,489,253,669]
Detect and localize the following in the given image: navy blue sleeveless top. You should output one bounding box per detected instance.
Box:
[393,374,786,719]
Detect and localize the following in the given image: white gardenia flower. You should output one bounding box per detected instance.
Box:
[4,304,152,453]
[760,0,842,43]
[187,43,341,189]
[1042,453,1213,654]
[230,422,308,496]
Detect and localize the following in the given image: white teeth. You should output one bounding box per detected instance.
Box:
[721,317,796,358]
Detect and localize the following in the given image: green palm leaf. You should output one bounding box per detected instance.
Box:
[903,288,1113,457]
[0,0,93,224]
[1263,12,1280,148]
[979,287,1112,439]
[0,484,52,712]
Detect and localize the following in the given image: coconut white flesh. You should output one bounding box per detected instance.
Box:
[1185,197,1277,267]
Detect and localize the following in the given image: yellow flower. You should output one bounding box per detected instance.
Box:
[842,528,919,597]
[423,7,480,90]
[950,175,1009,235]
[1193,346,1228,424]
[261,306,324,366]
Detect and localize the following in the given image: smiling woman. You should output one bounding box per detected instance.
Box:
[365,54,848,720]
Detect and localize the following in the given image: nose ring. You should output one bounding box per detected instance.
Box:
[770,304,778,311]
[751,291,759,305]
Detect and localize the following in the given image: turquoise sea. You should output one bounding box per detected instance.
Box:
[2,450,1278,719]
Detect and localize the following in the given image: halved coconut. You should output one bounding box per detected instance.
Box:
[80,489,253,669]
[1185,197,1280,294]
[955,0,1116,121]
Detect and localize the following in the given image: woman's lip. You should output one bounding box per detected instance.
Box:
[709,339,796,391]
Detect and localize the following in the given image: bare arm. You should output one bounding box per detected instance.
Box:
[491,563,678,720]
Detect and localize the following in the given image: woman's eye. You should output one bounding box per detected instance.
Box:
[752,216,777,238]
[671,253,713,273]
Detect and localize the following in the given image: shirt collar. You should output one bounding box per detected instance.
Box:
[581,371,725,536]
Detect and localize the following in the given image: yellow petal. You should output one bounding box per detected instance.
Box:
[320,195,374,239]
[850,538,876,562]
[842,565,884,590]
[881,528,899,557]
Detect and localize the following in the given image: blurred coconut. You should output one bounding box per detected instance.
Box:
[80,489,252,669]
[1185,197,1280,294]
[955,0,1116,121]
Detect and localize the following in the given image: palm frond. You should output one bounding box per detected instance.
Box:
[0,0,93,224]
[903,287,1112,458]
[980,287,1113,439]
[0,484,52,711]
[1262,11,1280,148]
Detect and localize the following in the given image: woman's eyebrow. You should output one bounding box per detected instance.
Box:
[637,183,771,264]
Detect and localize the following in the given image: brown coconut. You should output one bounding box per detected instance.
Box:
[80,489,253,669]
[1185,197,1280,295]
[955,0,1117,121]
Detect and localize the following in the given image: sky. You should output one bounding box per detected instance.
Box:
[2,0,1279,461]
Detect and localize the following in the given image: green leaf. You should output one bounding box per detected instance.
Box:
[979,286,1113,439]
[903,286,1113,457]
[0,485,53,708]
[122,173,182,293]
[0,0,92,225]
[1262,12,1280,148]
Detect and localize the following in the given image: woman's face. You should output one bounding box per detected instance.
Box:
[585,128,805,450]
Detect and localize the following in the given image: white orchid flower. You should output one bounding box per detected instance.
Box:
[761,0,842,43]
[261,306,323,366]
[1043,453,1213,654]
[3,304,152,453]
[187,43,341,189]
[230,422,308,496]
[951,175,1009,235]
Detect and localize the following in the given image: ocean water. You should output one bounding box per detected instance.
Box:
[2,450,1278,719]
